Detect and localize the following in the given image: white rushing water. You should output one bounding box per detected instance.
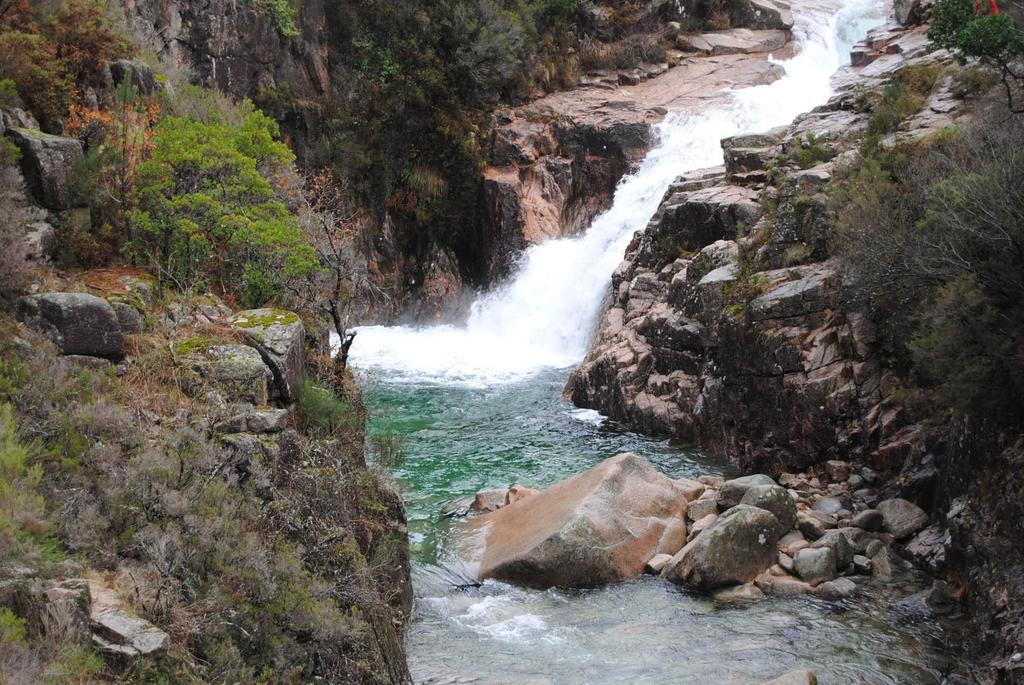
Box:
[350,0,884,386]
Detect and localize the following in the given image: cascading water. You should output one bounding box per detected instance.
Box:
[350,0,883,385]
[347,0,968,682]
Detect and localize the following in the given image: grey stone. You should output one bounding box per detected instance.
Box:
[177,344,272,405]
[7,128,84,210]
[797,510,834,540]
[22,221,56,262]
[730,0,794,29]
[107,60,158,95]
[110,302,144,334]
[926,579,958,615]
[813,496,847,515]
[91,607,169,657]
[18,293,125,360]
[741,484,798,533]
[878,498,928,540]
[794,546,836,586]
[778,552,795,573]
[232,309,305,403]
[853,554,873,575]
[818,577,858,600]
[851,509,883,532]
[717,474,776,510]
[847,474,865,490]
[904,524,949,574]
[811,529,854,569]
[662,504,781,591]
[470,489,510,514]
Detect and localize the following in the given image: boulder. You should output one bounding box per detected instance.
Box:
[797,510,833,540]
[107,60,157,96]
[91,606,169,658]
[687,512,717,543]
[231,309,305,403]
[214,407,290,434]
[811,529,854,569]
[176,344,272,405]
[688,498,718,521]
[465,454,690,587]
[662,504,780,591]
[904,524,949,574]
[877,498,928,540]
[764,576,816,597]
[761,671,817,685]
[110,302,144,334]
[7,128,84,210]
[794,546,835,586]
[18,293,125,360]
[506,486,540,505]
[740,484,797,533]
[894,0,933,25]
[717,474,776,509]
[812,495,846,515]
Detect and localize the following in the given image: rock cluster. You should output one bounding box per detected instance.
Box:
[459,454,933,600]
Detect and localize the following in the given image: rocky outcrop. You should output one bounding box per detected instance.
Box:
[175,343,273,405]
[464,453,695,587]
[231,308,305,403]
[6,128,84,210]
[17,293,126,360]
[567,26,965,475]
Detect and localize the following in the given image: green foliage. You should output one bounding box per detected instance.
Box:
[0,402,52,565]
[296,378,360,436]
[0,607,27,646]
[867,64,942,137]
[833,114,1024,417]
[130,105,317,305]
[247,0,300,38]
[929,0,1024,112]
[792,132,834,169]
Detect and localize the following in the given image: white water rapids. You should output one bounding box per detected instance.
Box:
[350,0,885,386]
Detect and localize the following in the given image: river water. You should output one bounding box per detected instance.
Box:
[348,1,966,682]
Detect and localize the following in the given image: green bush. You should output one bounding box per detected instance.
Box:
[130,104,317,304]
[296,378,361,436]
[866,64,942,137]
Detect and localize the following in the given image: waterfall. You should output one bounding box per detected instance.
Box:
[349,0,884,387]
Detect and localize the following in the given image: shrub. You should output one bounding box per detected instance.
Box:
[865,63,942,137]
[0,31,72,125]
[130,105,317,304]
[296,378,361,436]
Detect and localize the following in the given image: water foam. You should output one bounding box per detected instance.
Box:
[349,0,884,386]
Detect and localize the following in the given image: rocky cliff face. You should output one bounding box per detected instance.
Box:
[567,22,961,473]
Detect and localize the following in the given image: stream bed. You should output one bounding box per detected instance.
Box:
[356,370,963,684]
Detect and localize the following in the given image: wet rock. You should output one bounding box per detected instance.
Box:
[877,498,928,540]
[466,454,690,587]
[762,575,815,597]
[760,670,818,685]
[741,484,798,533]
[506,486,540,505]
[851,509,883,532]
[18,293,126,360]
[714,582,766,603]
[778,552,795,573]
[644,553,674,575]
[853,554,873,575]
[870,546,894,581]
[794,546,836,586]
[231,309,305,403]
[687,29,790,56]
[92,607,169,657]
[818,577,858,600]
[471,489,510,514]
[662,504,780,591]
[7,128,84,210]
[717,474,777,509]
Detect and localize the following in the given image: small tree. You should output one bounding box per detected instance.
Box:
[929,0,1024,112]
